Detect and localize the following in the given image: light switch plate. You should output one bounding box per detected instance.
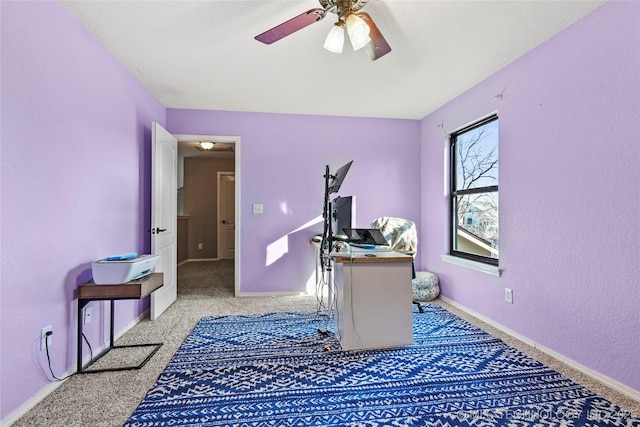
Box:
[504,288,513,304]
[252,204,264,214]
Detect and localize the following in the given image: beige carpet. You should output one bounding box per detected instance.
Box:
[12,260,639,426]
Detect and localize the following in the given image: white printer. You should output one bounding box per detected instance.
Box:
[91,254,158,285]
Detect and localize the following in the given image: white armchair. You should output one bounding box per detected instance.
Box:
[370,217,439,312]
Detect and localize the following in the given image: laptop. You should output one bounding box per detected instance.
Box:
[342,228,388,246]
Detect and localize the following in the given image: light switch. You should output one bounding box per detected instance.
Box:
[252,204,264,214]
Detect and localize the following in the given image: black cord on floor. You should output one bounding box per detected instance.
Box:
[44,332,71,381]
[45,331,95,380]
[44,331,78,381]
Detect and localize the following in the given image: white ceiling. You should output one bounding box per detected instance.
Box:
[61,0,604,120]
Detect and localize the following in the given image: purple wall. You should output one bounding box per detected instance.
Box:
[167,110,421,293]
[1,1,165,420]
[420,0,640,393]
[2,0,638,423]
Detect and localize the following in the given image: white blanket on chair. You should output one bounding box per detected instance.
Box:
[370,217,417,255]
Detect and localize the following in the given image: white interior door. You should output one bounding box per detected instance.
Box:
[218,172,235,260]
[151,122,177,320]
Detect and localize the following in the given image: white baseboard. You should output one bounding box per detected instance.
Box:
[178,259,220,267]
[95,308,149,354]
[438,296,640,402]
[1,309,149,427]
[1,367,72,427]
[238,291,309,297]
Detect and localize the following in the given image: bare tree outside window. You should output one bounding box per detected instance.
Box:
[451,116,499,264]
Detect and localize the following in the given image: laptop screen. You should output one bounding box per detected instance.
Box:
[342,228,388,246]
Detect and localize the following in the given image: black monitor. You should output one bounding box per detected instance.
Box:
[331,196,355,239]
[327,161,353,194]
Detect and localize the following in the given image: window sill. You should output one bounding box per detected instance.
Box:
[441,255,501,277]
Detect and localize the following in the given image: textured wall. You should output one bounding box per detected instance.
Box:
[420,0,640,393]
[3,0,637,422]
[0,1,165,420]
[167,110,421,294]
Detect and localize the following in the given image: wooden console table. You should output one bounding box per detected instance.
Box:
[76,273,164,373]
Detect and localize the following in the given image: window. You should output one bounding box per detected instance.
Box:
[450,115,499,265]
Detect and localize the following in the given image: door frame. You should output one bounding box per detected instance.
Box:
[174,134,241,297]
[217,171,235,260]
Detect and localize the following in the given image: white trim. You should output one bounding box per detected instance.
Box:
[113,309,148,342]
[238,291,309,297]
[443,112,500,278]
[234,138,241,297]
[95,308,149,363]
[2,309,149,427]
[441,254,501,276]
[439,296,640,402]
[1,373,71,427]
[216,171,235,262]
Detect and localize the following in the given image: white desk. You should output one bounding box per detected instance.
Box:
[331,249,413,350]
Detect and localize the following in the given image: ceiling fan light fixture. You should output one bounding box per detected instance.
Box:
[346,13,370,51]
[200,141,215,150]
[324,22,345,53]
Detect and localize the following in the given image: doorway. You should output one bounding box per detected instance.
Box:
[175,134,240,297]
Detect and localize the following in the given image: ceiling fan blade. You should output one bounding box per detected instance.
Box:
[255,8,328,45]
[356,12,391,61]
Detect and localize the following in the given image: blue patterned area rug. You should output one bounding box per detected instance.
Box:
[124,306,639,426]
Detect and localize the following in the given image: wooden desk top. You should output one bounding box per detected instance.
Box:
[77,273,164,300]
[330,251,413,264]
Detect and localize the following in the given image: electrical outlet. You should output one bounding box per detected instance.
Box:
[504,288,513,304]
[84,307,92,325]
[40,325,53,351]
[198,243,203,250]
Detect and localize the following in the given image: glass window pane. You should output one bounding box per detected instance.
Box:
[453,192,499,259]
[455,119,499,191]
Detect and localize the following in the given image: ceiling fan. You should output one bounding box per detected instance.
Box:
[255,0,391,61]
